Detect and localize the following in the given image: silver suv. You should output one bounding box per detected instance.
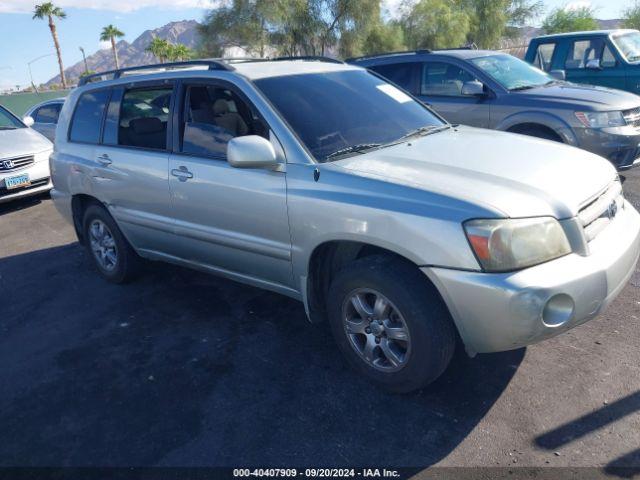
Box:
[51,59,640,392]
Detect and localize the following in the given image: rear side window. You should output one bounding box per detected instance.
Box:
[118,87,172,150]
[69,90,110,144]
[369,63,415,92]
[533,43,556,71]
[34,104,61,124]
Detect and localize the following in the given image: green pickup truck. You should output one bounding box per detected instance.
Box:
[525,29,640,94]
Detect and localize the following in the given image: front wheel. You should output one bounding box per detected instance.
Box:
[327,255,457,393]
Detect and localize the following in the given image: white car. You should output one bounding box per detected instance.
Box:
[0,105,53,203]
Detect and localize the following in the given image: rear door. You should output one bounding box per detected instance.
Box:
[90,82,176,254]
[417,60,491,127]
[167,79,293,288]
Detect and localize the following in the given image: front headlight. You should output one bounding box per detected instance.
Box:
[575,111,626,128]
[34,149,53,163]
[464,217,572,272]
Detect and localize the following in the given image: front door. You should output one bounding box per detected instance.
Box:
[418,61,490,127]
[563,38,626,89]
[167,80,293,289]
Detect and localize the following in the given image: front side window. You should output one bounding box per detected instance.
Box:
[0,106,25,130]
[421,62,477,96]
[470,54,553,91]
[118,87,172,150]
[254,70,444,163]
[69,89,111,144]
[369,62,416,92]
[612,31,640,63]
[180,84,266,158]
[533,43,556,71]
[34,103,61,124]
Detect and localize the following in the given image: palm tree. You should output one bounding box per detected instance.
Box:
[100,25,125,69]
[33,2,67,89]
[167,43,193,62]
[145,37,170,63]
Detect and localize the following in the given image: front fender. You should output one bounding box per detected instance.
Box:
[496,111,578,146]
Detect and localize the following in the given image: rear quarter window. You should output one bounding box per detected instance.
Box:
[369,62,416,92]
[69,90,111,144]
[532,42,556,71]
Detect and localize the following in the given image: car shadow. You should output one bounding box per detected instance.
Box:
[535,390,640,478]
[0,243,523,467]
[0,193,49,216]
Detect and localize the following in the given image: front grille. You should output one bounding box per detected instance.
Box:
[0,177,50,198]
[578,181,624,243]
[0,155,35,172]
[623,108,640,128]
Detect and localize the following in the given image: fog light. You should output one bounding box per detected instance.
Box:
[542,294,575,327]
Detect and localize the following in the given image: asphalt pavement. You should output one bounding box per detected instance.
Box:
[0,169,639,477]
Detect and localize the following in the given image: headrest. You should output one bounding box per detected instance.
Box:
[213,99,229,115]
[130,117,163,134]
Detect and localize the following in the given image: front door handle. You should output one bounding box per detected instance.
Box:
[97,153,112,166]
[171,166,194,182]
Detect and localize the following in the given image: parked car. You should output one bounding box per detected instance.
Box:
[525,29,640,94]
[23,98,66,142]
[349,49,640,170]
[0,105,53,203]
[51,59,640,392]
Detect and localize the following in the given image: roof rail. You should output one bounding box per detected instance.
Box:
[272,55,344,64]
[78,59,235,86]
[345,49,432,62]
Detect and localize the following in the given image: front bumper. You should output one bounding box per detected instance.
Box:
[0,160,52,204]
[424,200,640,355]
[574,126,640,170]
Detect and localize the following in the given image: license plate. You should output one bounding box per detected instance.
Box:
[5,173,30,190]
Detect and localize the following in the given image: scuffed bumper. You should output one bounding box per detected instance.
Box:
[424,200,640,355]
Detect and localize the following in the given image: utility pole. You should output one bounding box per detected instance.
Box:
[27,53,56,94]
[79,47,89,75]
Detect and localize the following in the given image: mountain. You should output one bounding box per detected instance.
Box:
[46,20,200,86]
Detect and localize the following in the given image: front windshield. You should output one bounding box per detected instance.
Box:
[471,54,554,91]
[0,106,25,130]
[612,32,640,63]
[254,70,445,162]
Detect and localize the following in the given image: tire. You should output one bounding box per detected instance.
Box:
[327,255,456,393]
[82,204,140,284]
[519,127,563,143]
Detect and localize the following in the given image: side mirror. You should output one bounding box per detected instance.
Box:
[22,116,34,127]
[461,80,485,96]
[549,69,566,81]
[586,59,602,70]
[227,135,279,169]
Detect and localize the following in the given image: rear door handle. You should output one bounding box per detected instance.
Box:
[97,154,112,166]
[171,166,194,181]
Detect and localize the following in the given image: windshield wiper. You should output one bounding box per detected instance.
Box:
[397,124,451,142]
[510,84,538,91]
[0,126,17,130]
[325,143,382,160]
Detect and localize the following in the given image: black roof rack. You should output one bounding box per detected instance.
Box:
[78,59,235,86]
[346,46,478,63]
[272,55,344,64]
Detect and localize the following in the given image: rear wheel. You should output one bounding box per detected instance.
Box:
[83,204,140,283]
[327,255,456,393]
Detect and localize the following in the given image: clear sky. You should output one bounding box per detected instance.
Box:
[0,0,631,91]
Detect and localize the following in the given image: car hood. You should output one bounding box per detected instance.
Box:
[516,82,640,111]
[0,127,52,159]
[334,126,617,219]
